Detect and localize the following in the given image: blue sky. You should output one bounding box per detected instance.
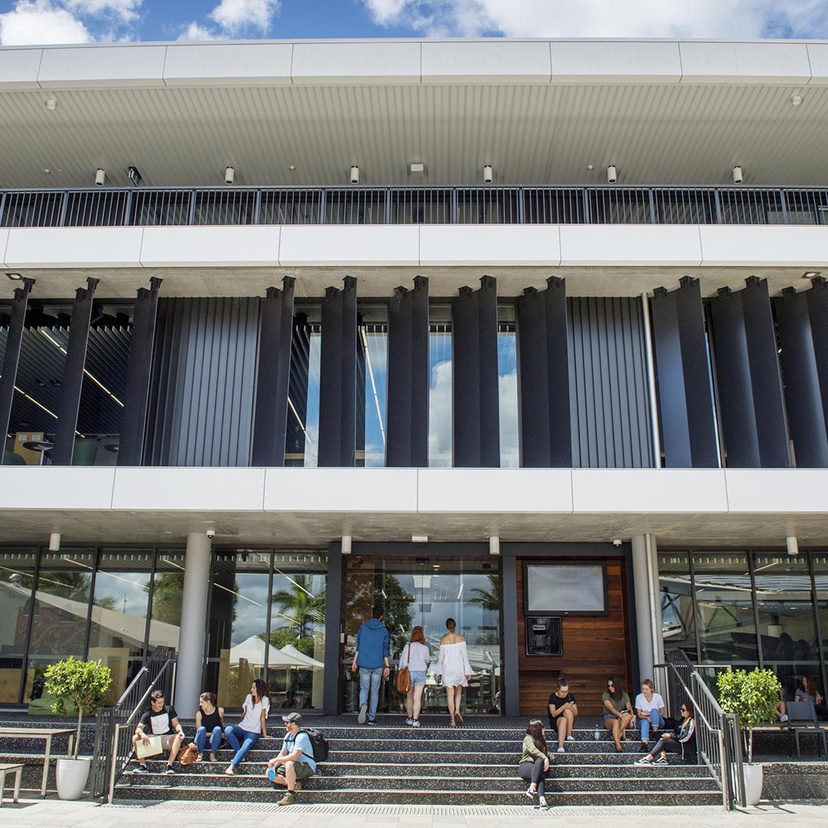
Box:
[1,0,828,45]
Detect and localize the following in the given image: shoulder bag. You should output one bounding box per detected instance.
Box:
[396,644,412,693]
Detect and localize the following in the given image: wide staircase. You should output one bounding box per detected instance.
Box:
[114,715,721,806]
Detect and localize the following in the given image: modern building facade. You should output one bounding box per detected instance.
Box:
[1,37,828,719]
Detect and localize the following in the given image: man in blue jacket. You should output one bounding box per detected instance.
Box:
[350,605,390,725]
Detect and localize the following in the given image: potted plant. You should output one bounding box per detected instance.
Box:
[716,667,781,806]
[44,657,112,800]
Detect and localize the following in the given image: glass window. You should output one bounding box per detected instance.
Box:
[658,552,697,660]
[89,550,153,703]
[498,307,518,467]
[752,553,819,699]
[208,551,272,710]
[429,306,452,467]
[358,306,388,467]
[692,552,758,667]
[268,552,327,710]
[286,308,321,468]
[26,550,94,701]
[0,549,38,703]
[149,551,184,657]
[341,557,501,715]
[810,554,828,698]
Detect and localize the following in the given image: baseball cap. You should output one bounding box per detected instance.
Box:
[282,712,302,725]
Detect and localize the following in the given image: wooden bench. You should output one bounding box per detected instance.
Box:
[0,763,23,807]
[0,728,75,797]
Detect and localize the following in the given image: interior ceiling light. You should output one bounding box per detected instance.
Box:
[6,272,23,281]
[45,99,57,110]
[791,94,803,106]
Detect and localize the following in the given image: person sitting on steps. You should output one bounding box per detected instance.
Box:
[132,690,186,774]
[267,712,317,807]
[636,700,696,766]
[634,678,666,750]
[547,679,578,753]
[602,676,635,753]
[194,691,224,763]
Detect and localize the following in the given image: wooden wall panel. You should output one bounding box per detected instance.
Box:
[516,558,632,717]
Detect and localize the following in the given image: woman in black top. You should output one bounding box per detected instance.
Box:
[547,679,578,754]
[194,692,224,762]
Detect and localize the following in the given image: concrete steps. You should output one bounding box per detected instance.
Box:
[113,716,722,806]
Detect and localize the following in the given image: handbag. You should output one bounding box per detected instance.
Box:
[135,734,164,760]
[178,743,199,766]
[395,645,412,693]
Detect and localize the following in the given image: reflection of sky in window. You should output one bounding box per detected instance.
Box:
[94,572,149,617]
[230,575,269,644]
[303,334,321,467]
[363,330,387,467]
[429,333,452,466]
[498,332,518,468]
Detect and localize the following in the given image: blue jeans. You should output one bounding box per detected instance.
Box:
[640,708,664,741]
[359,666,383,722]
[195,725,222,756]
[224,725,260,766]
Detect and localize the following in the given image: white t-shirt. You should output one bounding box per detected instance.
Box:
[634,692,666,714]
[238,693,270,733]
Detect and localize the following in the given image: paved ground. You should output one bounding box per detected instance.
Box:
[0,799,824,828]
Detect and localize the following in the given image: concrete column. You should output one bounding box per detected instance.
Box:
[174,533,212,717]
[631,534,663,687]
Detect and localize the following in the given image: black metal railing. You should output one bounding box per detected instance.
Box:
[656,651,744,810]
[1,185,827,229]
[88,646,176,803]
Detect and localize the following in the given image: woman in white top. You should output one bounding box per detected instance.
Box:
[634,678,666,748]
[224,679,270,775]
[398,625,430,728]
[434,617,473,727]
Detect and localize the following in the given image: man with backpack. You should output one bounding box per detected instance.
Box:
[266,712,318,806]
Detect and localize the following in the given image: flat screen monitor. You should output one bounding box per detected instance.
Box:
[525,563,607,615]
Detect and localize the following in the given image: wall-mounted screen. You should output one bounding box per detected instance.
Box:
[525,563,607,614]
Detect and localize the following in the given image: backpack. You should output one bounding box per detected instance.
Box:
[302,727,329,763]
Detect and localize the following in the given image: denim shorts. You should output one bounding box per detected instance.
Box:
[410,670,426,686]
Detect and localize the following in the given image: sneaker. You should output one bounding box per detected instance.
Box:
[526,785,537,798]
[779,714,789,723]
[566,735,575,742]
[358,704,367,724]
[367,719,378,726]
[134,764,149,774]
[538,796,548,807]
[556,747,565,754]
[635,756,653,765]
[277,792,296,807]
[404,717,414,726]
[654,756,669,765]
[165,765,175,774]
[411,719,420,728]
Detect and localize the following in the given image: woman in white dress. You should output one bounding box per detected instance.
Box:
[434,617,473,727]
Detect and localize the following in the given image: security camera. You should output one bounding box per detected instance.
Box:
[206,529,215,539]
[612,538,623,547]
[95,168,106,187]
[607,165,618,184]
[350,165,360,185]
[224,166,235,186]
[732,166,744,185]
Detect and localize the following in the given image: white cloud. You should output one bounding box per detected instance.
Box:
[63,0,141,23]
[0,1,92,45]
[177,21,218,41]
[208,0,279,35]
[361,0,828,39]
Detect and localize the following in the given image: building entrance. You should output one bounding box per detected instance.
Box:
[340,555,501,715]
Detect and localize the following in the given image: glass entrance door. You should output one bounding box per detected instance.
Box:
[341,556,501,715]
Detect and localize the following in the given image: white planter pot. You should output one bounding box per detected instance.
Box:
[743,763,763,806]
[56,757,91,801]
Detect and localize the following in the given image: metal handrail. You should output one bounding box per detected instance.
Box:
[88,647,176,803]
[0,184,826,229]
[656,651,745,810]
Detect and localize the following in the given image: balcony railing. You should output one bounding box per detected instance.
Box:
[1,185,827,229]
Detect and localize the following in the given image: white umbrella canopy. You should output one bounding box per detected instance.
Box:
[229,635,306,667]
[280,644,324,669]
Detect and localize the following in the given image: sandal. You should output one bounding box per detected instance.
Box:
[224,765,235,775]
[455,713,464,726]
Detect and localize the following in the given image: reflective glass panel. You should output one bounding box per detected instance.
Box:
[89,549,153,702]
[692,552,758,666]
[0,549,37,703]
[358,306,388,467]
[149,551,184,657]
[658,552,697,659]
[268,552,327,710]
[341,557,501,715]
[810,554,828,697]
[285,307,321,468]
[752,553,818,699]
[429,306,452,467]
[27,550,94,700]
[498,308,518,468]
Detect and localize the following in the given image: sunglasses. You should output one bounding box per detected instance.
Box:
[680,707,687,712]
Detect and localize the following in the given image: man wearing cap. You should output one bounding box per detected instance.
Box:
[266,712,316,807]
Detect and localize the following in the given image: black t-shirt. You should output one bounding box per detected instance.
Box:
[548,692,576,724]
[139,705,178,735]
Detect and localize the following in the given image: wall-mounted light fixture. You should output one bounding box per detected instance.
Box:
[786,535,799,556]
[607,165,618,184]
[49,533,61,552]
[45,99,57,111]
[489,536,500,555]
[732,166,744,184]
[127,166,142,186]
[349,165,360,185]
[483,165,493,184]
[802,271,821,280]
[95,168,106,187]
[341,535,352,555]
[224,166,235,185]
[6,272,24,281]
[412,535,428,543]
[409,162,425,176]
